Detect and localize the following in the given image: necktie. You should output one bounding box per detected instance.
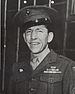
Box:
[30,57,39,70]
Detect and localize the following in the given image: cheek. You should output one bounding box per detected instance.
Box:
[43,37,48,44]
[40,34,48,42]
[25,35,31,42]
[38,35,48,46]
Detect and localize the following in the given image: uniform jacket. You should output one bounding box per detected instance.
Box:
[7,50,75,94]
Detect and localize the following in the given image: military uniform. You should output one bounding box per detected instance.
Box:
[7,5,75,94]
[7,50,75,94]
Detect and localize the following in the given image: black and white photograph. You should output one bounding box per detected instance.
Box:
[1,0,75,94]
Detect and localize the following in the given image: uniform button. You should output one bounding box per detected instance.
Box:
[30,88,36,91]
[32,78,35,80]
[31,78,37,81]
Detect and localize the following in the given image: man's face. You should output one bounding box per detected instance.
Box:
[23,25,53,54]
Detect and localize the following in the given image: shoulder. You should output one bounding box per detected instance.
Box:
[51,49,75,65]
[58,54,75,65]
[50,49,75,66]
[57,54,75,72]
[56,54,75,77]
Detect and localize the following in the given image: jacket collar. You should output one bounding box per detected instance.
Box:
[32,49,58,77]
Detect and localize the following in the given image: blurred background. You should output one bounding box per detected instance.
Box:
[1,0,75,93]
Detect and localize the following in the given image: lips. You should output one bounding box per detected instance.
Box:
[30,42,40,45]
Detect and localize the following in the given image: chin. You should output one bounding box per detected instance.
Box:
[30,49,40,54]
[31,51,40,54]
[31,48,44,54]
[30,47,40,53]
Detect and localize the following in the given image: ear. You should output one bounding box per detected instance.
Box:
[48,32,54,43]
[23,33,26,42]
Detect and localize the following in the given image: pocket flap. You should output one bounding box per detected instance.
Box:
[40,73,62,83]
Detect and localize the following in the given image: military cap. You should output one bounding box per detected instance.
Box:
[14,5,58,31]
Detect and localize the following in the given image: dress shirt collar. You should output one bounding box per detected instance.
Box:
[30,45,50,69]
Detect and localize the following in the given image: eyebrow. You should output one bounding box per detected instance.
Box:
[26,28,32,31]
[27,28,41,31]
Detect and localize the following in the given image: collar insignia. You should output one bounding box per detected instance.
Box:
[19,68,23,72]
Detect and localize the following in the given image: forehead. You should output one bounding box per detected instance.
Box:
[26,25,47,30]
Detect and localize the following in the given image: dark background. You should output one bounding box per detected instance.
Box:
[1,0,75,93]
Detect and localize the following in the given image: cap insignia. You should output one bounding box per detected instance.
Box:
[26,9,30,15]
[45,18,48,21]
[35,19,38,23]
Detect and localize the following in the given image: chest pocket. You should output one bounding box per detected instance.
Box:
[39,73,63,94]
[40,73,62,83]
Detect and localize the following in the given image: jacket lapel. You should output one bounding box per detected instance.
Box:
[32,49,58,77]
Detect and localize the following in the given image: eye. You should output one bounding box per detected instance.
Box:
[37,30,43,33]
[26,30,32,34]
[39,30,43,32]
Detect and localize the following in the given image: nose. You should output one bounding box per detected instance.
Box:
[31,30,37,39]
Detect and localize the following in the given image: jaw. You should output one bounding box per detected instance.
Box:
[29,44,48,55]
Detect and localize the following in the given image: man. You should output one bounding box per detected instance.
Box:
[7,5,75,94]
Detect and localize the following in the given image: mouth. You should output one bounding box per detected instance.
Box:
[30,42,40,45]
